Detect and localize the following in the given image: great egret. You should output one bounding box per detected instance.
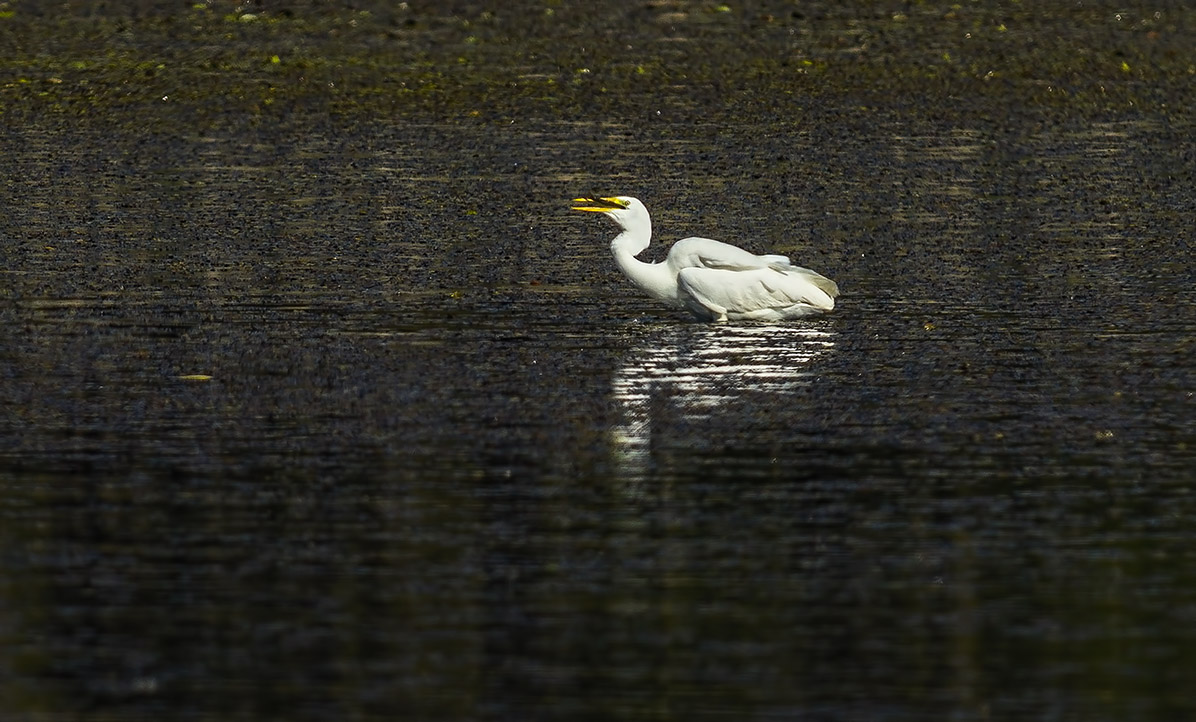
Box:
[573,196,839,321]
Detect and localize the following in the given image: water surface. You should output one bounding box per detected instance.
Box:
[2,9,1196,720]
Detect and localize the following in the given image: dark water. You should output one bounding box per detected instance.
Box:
[3,4,1196,720]
[4,110,1194,722]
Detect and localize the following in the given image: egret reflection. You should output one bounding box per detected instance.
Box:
[610,323,835,478]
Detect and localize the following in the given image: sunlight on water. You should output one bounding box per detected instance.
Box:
[610,323,835,478]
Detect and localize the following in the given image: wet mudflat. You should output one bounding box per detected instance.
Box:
[2,2,1196,721]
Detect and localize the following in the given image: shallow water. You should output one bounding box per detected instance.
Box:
[3,70,1196,722]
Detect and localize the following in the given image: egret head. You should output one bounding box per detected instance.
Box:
[572,196,648,230]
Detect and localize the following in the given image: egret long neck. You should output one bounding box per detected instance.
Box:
[611,228,677,302]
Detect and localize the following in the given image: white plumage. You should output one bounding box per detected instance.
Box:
[573,196,838,322]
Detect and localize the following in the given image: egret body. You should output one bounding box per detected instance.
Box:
[573,196,838,322]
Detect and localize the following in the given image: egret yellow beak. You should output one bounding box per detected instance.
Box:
[572,196,626,212]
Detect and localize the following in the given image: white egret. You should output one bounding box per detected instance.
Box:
[573,196,839,322]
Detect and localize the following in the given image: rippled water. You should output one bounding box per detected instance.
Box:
[2,104,1195,721]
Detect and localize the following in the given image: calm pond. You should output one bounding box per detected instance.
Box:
[2,3,1195,721]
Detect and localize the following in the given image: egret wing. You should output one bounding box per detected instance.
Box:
[782,265,840,299]
[670,237,779,272]
[670,237,838,298]
[678,266,835,321]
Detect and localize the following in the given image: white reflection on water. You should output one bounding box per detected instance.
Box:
[610,323,835,478]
